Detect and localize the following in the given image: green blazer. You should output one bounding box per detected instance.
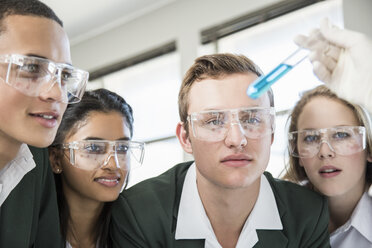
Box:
[110,161,330,248]
[0,146,63,248]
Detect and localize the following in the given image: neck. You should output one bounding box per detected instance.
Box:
[327,183,367,233]
[64,187,104,248]
[0,132,22,170]
[196,171,261,248]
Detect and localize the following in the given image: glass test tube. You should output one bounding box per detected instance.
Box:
[247,48,309,99]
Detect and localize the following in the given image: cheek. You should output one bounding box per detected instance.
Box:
[344,152,368,172]
[61,162,93,187]
[0,90,27,119]
[249,137,271,154]
[299,157,315,170]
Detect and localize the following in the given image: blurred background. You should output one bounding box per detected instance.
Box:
[43,0,372,187]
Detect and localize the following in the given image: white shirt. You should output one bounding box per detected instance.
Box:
[330,192,372,248]
[175,163,282,248]
[0,144,35,206]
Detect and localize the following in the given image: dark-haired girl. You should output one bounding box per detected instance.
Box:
[49,89,144,248]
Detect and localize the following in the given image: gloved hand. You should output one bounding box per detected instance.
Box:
[294,19,372,113]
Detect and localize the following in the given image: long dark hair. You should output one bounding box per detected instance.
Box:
[50,88,134,248]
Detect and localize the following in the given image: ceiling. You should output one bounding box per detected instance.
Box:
[42,0,177,45]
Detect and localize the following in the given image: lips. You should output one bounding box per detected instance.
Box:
[221,154,253,167]
[319,166,342,178]
[29,112,60,128]
[94,176,121,187]
[30,112,59,119]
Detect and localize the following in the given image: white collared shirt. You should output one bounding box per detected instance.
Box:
[175,163,282,248]
[0,144,35,206]
[330,192,372,248]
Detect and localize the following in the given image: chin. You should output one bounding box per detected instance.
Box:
[99,195,120,203]
[25,137,54,148]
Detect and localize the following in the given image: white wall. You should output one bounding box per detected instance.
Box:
[71,0,283,75]
[343,0,372,37]
[71,0,372,75]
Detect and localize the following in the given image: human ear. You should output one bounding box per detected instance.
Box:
[176,122,193,154]
[49,148,63,174]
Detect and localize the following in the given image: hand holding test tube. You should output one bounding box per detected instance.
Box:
[247,48,309,99]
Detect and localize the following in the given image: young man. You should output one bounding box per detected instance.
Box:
[111,54,330,247]
[0,1,88,246]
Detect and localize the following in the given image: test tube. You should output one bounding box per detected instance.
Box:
[247,48,309,99]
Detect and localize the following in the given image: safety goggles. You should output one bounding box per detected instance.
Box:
[288,126,366,158]
[61,140,145,171]
[187,107,275,142]
[0,54,88,103]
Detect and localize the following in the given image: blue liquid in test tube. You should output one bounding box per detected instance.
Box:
[247,48,308,99]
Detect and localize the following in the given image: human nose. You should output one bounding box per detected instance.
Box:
[102,152,121,170]
[317,140,335,159]
[224,118,247,149]
[38,73,65,103]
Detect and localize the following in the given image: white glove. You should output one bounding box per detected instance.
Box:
[294,19,372,113]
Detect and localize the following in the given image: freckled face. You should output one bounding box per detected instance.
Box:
[59,111,131,203]
[0,15,71,148]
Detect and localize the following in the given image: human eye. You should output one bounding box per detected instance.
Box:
[21,63,40,73]
[242,115,261,125]
[240,110,263,126]
[18,62,45,80]
[83,142,105,154]
[302,132,320,144]
[202,112,226,129]
[205,118,224,126]
[116,142,129,154]
[61,68,73,82]
[332,130,351,140]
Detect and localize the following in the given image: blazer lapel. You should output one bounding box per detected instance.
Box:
[254,173,289,247]
[254,229,288,247]
[174,239,205,248]
[0,171,35,247]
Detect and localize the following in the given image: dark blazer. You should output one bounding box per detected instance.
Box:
[110,161,330,248]
[0,146,63,248]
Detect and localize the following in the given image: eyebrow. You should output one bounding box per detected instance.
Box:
[25,53,73,66]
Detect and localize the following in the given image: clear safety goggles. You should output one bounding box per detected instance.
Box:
[288,126,366,158]
[61,140,145,171]
[188,107,275,142]
[0,54,88,104]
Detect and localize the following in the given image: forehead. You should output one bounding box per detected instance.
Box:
[0,15,71,64]
[188,73,270,113]
[298,97,360,129]
[67,111,130,142]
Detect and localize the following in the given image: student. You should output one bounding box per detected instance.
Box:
[49,89,144,248]
[294,18,372,113]
[110,53,330,248]
[284,85,372,248]
[0,0,88,246]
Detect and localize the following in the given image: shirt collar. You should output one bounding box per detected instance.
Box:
[0,144,35,206]
[350,192,372,243]
[175,163,282,242]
